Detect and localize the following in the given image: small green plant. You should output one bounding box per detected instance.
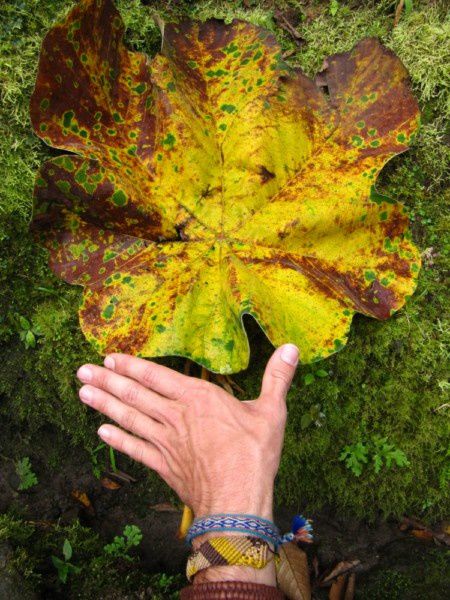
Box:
[90,443,106,479]
[303,368,328,386]
[15,457,38,490]
[400,0,414,18]
[90,443,118,478]
[14,314,42,349]
[52,539,81,583]
[329,0,339,17]
[109,445,118,472]
[340,437,409,477]
[371,435,410,473]
[339,441,369,476]
[103,525,143,561]
[301,404,326,430]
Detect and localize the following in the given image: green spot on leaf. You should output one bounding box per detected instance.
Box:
[133,82,146,94]
[221,104,236,114]
[62,110,74,128]
[162,133,176,149]
[111,190,127,207]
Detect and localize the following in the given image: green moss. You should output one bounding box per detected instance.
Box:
[356,544,450,600]
[0,0,448,529]
[388,6,450,119]
[0,514,183,598]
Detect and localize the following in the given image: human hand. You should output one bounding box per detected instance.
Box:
[77,344,298,520]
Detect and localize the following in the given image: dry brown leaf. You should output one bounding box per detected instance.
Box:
[312,555,320,580]
[344,573,356,600]
[411,528,434,541]
[329,575,346,600]
[321,560,360,585]
[100,477,121,490]
[277,542,311,600]
[400,516,450,546]
[71,490,95,516]
[149,502,180,513]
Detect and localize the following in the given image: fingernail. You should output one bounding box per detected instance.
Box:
[98,426,111,441]
[79,386,94,405]
[104,356,115,370]
[77,365,93,382]
[280,344,299,366]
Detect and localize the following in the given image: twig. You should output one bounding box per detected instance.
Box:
[216,374,234,395]
[104,469,137,483]
[394,0,405,27]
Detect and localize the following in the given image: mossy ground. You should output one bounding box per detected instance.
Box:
[1,0,449,596]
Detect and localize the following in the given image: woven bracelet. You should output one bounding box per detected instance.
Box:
[186,535,274,581]
[186,513,313,548]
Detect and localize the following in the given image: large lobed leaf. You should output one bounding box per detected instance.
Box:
[30,0,420,373]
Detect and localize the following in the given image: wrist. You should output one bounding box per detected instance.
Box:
[193,562,276,586]
[194,485,274,521]
[189,512,278,588]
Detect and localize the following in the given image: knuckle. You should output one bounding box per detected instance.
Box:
[94,393,107,413]
[271,368,290,384]
[174,385,189,402]
[134,443,145,464]
[95,368,110,389]
[122,409,138,431]
[175,379,208,402]
[191,381,210,399]
[165,404,184,431]
[153,453,165,475]
[114,435,126,454]
[123,384,140,407]
[141,365,158,389]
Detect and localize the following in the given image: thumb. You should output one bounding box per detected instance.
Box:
[259,343,299,406]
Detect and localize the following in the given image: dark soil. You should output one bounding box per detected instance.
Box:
[1,437,448,599]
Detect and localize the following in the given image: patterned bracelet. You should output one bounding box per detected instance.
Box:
[186,513,313,548]
[186,514,280,546]
[186,535,274,581]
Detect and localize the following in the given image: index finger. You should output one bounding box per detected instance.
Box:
[104,354,192,400]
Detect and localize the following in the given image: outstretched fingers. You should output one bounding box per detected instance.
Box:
[103,354,192,400]
[77,364,172,422]
[79,385,166,444]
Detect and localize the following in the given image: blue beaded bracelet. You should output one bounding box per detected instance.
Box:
[186,513,313,549]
